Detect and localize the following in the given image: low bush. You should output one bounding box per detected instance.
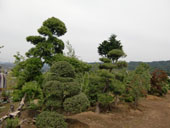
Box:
[5,118,19,128]
[150,69,168,96]
[36,111,67,128]
[63,93,90,114]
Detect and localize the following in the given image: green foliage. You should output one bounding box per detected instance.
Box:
[112,79,125,96]
[116,61,128,69]
[98,34,127,73]
[63,93,90,114]
[50,61,75,78]
[99,63,116,70]
[42,61,81,111]
[43,17,67,36]
[123,64,151,106]
[22,82,42,102]
[98,34,122,58]
[26,17,67,64]
[12,90,23,102]
[5,118,19,128]
[98,93,113,106]
[108,49,126,62]
[12,57,43,89]
[12,81,42,102]
[26,36,46,45]
[53,54,91,73]
[135,63,151,91]
[99,57,111,63]
[36,111,67,128]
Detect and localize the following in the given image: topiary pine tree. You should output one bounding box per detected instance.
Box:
[98,34,122,58]
[98,34,127,71]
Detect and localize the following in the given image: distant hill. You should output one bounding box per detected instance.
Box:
[128,60,170,75]
[0,62,14,70]
[0,60,170,75]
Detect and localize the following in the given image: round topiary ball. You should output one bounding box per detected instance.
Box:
[63,93,90,114]
[50,61,75,78]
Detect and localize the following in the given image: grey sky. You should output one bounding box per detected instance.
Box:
[0,0,170,62]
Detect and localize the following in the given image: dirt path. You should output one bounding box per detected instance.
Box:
[68,92,170,128]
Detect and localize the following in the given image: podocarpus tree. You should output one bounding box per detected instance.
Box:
[12,17,67,98]
[26,17,67,65]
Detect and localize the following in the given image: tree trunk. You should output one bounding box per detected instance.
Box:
[0,93,26,125]
[114,95,119,107]
[95,102,100,114]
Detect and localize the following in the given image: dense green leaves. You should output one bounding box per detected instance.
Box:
[36,111,67,128]
[50,61,75,77]
[98,34,122,58]
[53,54,91,73]
[12,57,43,89]
[42,61,82,111]
[26,36,46,45]
[108,49,126,62]
[43,17,67,36]
[26,17,67,64]
[63,93,90,114]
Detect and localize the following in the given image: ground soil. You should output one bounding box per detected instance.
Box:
[67,92,170,128]
[1,92,170,128]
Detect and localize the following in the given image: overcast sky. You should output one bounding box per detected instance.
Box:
[0,0,170,62]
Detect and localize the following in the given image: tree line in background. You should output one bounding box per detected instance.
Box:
[128,61,170,76]
[1,17,170,128]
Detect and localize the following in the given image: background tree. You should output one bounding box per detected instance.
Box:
[123,63,151,107]
[65,41,76,58]
[150,69,168,96]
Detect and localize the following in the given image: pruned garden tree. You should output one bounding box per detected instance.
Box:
[42,61,89,113]
[98,34,122,58]
[98,34,127,71]
[92,34,127,110]
[26,17,67,65]
[85,69,125,113]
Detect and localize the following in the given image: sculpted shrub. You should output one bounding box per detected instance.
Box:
[63,93,90,114]
[36,111,67,128]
